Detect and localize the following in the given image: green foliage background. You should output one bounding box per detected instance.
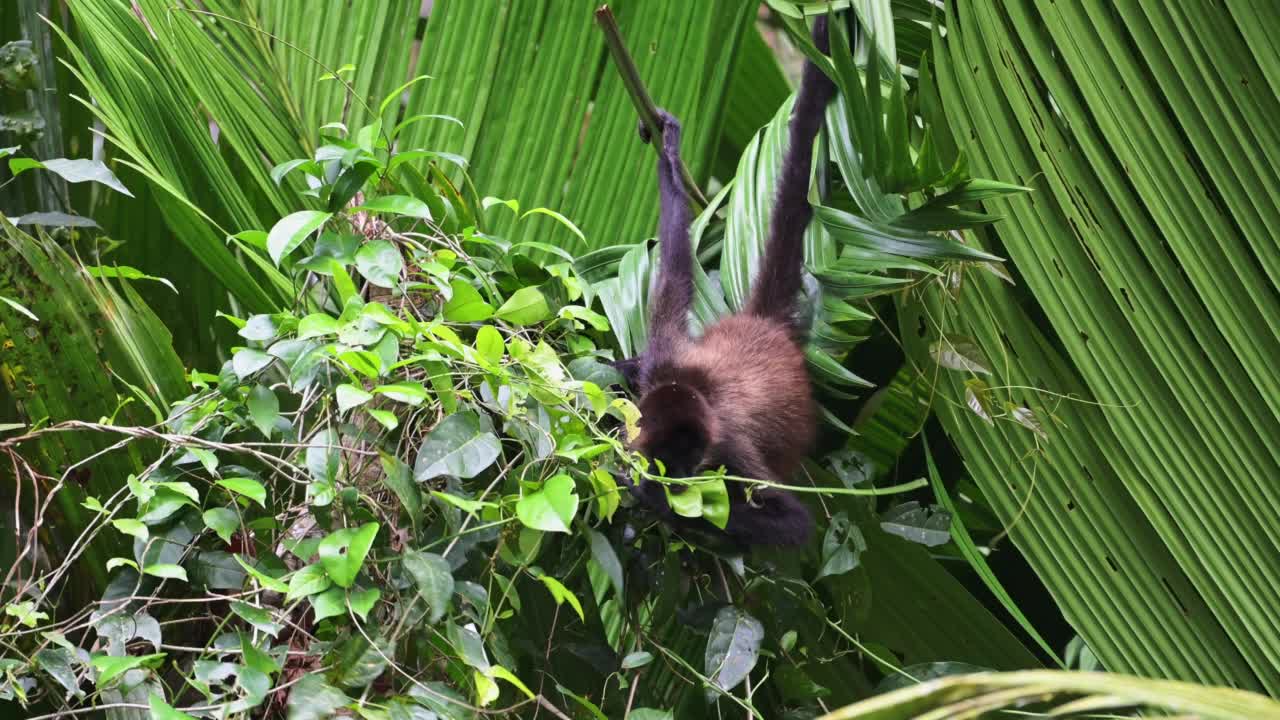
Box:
[2,1,1280,719]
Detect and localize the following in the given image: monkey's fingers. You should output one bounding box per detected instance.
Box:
[638,117,653,144]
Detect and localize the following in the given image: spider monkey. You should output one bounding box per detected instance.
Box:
[616,16,836,547]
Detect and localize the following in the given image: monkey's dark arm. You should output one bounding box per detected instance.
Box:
[638,110,694,384]
[744,15,836,327]
[609,357,642,391]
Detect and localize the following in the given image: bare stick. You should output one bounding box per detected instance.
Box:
[594,5,709,211]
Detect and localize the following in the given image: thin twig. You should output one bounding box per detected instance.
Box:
[594,5,709,211]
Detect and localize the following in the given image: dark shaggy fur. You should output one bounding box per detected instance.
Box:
[618,17,836,547]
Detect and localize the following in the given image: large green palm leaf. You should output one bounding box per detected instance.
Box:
[923,0,1280,692]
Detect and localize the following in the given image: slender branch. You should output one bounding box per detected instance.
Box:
[594,5,709,211]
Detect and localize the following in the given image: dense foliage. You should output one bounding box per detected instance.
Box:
[4,1,1280,719]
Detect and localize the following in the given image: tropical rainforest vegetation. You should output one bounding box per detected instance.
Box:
[3,1,1280,718]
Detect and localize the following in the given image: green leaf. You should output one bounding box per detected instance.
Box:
[347,587,381,622]
[516,474,579,533]
[238,314,278,341]
[111,518,149,541]
[233,554,291,593]
[318,522,380,588]
[816,512,866,581]
[143,564,188,582]
[367,408,400,430]
[586,528,623,597]
[704,606,763,692]
[403,550,454,624]
[474,325,504,365]
[353,195,432,220]
[216,477,268,508]
[880,502,952,547]
[286,564,333,602]
[354,240,404,288]
[232,348,274,379]
[443,279,494,322]
[267,210,332,265]
[449,623,490,671]
[494,286,551,326]
[149,693,198,720]
[91,653,165,687]
[38,158,134,197]
[534,573,585,622]
[247,384,279,438]
[413,412,502,481]
[373,381,429,406]
[85,265,179,294]
[622,651,654,670]
[202,508,238,544]
[229,601,283,637]
[336,384,373,412]
[297,313,341,339]
[0,294,39,321]
[310,587,347,622]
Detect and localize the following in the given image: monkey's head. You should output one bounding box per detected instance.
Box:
[630,381,718,479]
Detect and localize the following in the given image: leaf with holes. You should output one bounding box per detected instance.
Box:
[318,522,380,588]
[881,502,952,547]
[930,335,992,375]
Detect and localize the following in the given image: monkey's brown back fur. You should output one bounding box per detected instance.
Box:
[679,314,815,480]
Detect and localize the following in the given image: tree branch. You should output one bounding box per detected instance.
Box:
[595,5,709,211]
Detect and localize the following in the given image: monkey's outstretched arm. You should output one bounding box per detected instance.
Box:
[639,110,694,383]
[744,15,836,327]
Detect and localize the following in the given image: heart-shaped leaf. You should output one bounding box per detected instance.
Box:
[309,587,346,622]
[286,564,332,602]
[515,474,579,533]
[318,522,380,588]
[347,587,381,622]
[202,508,238,544]
[414,413,501,481]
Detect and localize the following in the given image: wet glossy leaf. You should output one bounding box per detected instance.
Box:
[268,210,331,266]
